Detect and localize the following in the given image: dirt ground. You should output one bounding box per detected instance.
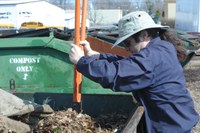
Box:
[184,56,200,133]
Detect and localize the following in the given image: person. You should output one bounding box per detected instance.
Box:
[69,11,199,133]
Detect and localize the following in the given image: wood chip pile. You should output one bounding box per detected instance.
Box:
[34,108,128,133]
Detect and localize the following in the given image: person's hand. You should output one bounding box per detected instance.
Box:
[80,40,92,55]
[69,44,84,64]
[80,40,100,58]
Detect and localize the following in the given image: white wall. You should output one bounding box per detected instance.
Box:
[167,3,176,20]
[0,5,17,27]
[0,1,66,29]
[66,9,122,25]
[16,1,65,28]
[89,9,122,25]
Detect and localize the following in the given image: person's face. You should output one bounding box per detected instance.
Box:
[123,37,143,53]
[123,31,150,53]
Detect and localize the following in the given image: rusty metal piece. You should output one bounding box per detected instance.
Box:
[87,35,130,57]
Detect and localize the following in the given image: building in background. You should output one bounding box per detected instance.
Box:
[4,0,198,32]
[64,10,90,29]
[0,0,123,30]
[0,0,66,29]
[175,0,200,32]
[87,9,122,25]
[64,9,122,29]
[161,0,176,28]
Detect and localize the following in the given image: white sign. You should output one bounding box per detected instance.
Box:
[9,57,40,80]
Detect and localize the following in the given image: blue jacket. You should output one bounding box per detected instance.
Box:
[77,37,199,133]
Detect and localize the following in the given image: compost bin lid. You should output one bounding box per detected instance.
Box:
[0,28,72,40]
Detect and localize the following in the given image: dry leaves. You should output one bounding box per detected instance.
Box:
[35,108,127,133]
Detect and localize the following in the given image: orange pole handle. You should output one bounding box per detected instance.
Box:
[73,0,82,103]
[81,0,88,41]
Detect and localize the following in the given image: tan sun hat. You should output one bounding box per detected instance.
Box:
[112,11,168,48]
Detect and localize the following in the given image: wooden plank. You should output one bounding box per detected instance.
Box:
[121,106,144,133]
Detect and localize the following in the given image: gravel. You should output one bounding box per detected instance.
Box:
[184,56,200,133]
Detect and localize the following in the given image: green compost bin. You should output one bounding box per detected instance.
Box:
[0,29,140,119]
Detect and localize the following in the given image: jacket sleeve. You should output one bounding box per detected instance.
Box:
[77,52,155,92]
[99,53,125,62]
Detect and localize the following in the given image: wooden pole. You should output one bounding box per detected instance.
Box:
[73,0,82,103]
[81,0,88,41]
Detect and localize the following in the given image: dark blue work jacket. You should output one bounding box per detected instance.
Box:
[77,37,199,133]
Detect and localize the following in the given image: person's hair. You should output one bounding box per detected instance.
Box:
[131,28,187,61]
[159,29,187,61]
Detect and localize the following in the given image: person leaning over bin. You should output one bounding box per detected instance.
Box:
[69,11,199,133]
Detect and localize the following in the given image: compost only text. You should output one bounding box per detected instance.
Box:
[9,57,40,64]
[16,66,33,72]
[9,57,41,80]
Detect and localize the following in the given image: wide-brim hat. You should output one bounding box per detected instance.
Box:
[112,11,169,48]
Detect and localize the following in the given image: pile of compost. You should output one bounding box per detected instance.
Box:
[35,108,127,133]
